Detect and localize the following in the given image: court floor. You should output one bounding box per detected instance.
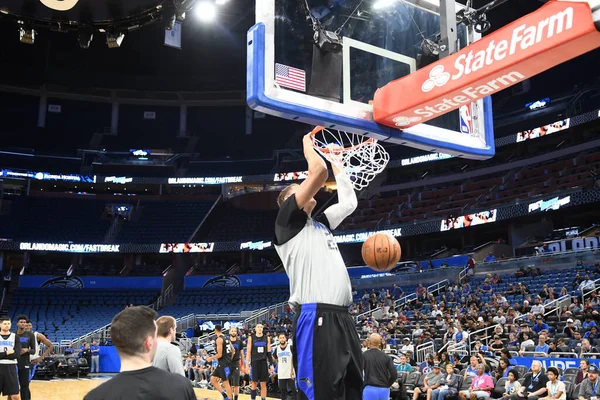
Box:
[30,379,279,400]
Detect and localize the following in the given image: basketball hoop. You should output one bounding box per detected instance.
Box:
[310,126,390,191]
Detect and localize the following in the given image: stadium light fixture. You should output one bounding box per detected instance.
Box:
[78,27,94,49]
[215,0,229,5]
[106,32,125,48]
[19,27,35,44]
[373,0,396,9]
[195,1,217,22]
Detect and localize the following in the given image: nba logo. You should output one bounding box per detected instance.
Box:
[459,105,472,135]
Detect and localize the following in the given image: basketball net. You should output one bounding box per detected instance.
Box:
[310,126,390,191]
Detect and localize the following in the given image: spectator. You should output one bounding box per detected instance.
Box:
[401,338,414,354]
[531,299,546,316]
[493,310,506,325]
[459,364,494,400]
[569,331,583,351]
[579,338,598,358]
[432,363,460,400]
[534,334,550,356]
[503,370,522,398]
[392,284,404,299]
[516,266,526,279]
[484,253,497,262]
[495,357,511,380]
[578,275,595,292]
[563,319,578,337]
[481,281,493,294]
[541,366,566,400]
[533,317,549,333]
[575,260,587,271]
[520,333,535,354]
[583,315,597,330]
[463,356,479,379]
[467,255,476,276]
[413,364,444,400]
[575,359,590,384]
[538,285,550,299]
[578,364,600,400]
[396,354,413,373]
[510,360,548,400]
[584,326,599,340]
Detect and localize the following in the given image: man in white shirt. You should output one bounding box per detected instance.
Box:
[493,310,506,325]
[530,298,545,315]
[400,338,414,354]
[578,275,595,292]
[152,316,185,376]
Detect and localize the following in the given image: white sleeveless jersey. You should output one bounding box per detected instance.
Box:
[274,195,352,310]
[30,332,40,361]
[276,344,293,379]
[0,333,17,364]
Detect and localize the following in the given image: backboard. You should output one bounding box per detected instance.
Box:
[247,0,495,159]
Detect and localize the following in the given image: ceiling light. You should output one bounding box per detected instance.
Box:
[106,32,125,48]
[195,1,217,22]
[19,27,35,44]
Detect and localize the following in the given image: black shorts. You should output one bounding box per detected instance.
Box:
[0,364,20,396]
[229,364,241,386]
[250,360,269,382]
[293,303,363,400]
[212,363,231,381]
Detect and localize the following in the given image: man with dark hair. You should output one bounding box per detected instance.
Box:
[206,325,234,400]
[228,327,244,400]
[25,320,53,381]
[83,306,195,400]
[0,315,21,400]
[16,315,35,400]
[152,315,185,376]
[246,324,271,400]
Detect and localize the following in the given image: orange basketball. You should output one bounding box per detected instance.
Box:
[361,233,401,272]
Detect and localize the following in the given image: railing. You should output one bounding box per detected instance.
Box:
[197,301,290,345]
[581,277,600,304]
[458,266,470,283]
[415,341,435,363]
[543,294,571,317]
[447,341,469,360]
[467,324,501,356]
[356,279,449,322]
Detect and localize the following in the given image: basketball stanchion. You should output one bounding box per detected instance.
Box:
[309,126,390,191]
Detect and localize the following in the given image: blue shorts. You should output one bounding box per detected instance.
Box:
[363,385,389,400]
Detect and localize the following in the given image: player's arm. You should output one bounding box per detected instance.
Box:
[240,342,245,367]
[320,148,357,230]
[208,337,223,362]
[168,347,186,376]
[33,333,53,363]
[11,336,21,360]
[245,336,252,370]
[294,132,328,211]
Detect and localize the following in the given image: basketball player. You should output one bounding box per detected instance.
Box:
[16,315,35,400]
[26,320,53,372]
[274,132,362,399]
[274,333,295,400]
[206,325,234,400]
[83,306,195,400]
[228,327,244,400]
[245,324,271,400]
[0,316,22,400]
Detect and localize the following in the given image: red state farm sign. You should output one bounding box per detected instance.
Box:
[373,1,600,129]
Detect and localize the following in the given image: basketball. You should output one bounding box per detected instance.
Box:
[361,233,401,272]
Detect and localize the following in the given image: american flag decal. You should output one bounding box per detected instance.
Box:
[275,63,306,92]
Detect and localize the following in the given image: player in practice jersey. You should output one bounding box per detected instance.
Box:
[0,316,22,400]
[273,333,296,400]
[25,320,53,381]
[245,324,271,400]
[206,325,234,400]
[274,133,362,400]
[228,327,245,400]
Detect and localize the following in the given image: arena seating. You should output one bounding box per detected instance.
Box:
[159,287,289,317]
[0,196,111,242]
[115,199,214,244]
[11,289,159,342]
[341,150,600,230]
[202,206,279,242]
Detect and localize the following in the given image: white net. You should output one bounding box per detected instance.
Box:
[311,127,390,191]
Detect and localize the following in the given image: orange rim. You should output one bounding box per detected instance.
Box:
[310,126,375,154]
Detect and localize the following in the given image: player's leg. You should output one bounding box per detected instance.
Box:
[211,366,231,399]
[7,365,21,400]
[229,364,240,400]
[250,362,258,399]
[258,361,269,399]
[17,368,29,400]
